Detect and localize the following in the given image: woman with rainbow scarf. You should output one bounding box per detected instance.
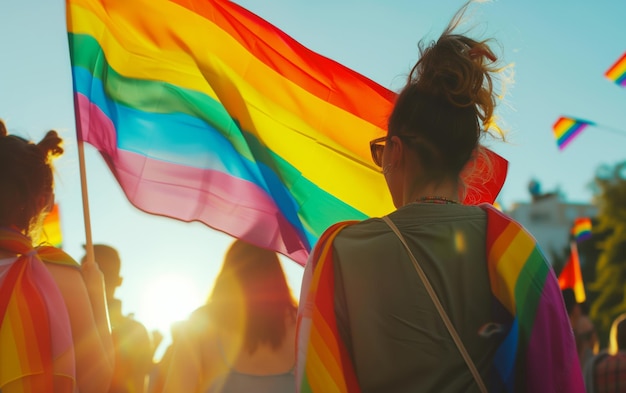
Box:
[0,120,114,392]
[296,3,584,392]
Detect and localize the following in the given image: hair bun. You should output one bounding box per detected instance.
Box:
[37,130,64,161]
[0,120,7,137]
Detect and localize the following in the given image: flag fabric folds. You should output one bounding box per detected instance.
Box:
[66,0,508,265]
[553,117,594,150]
[605,52,626,87]
[558,241,586,304]
[0,228,77,392]
[572,217,592,243]
[481,204,583,392]
[296,220,360,393]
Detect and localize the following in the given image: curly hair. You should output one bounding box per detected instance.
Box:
[0,120,64,239]
[387,1,508,195]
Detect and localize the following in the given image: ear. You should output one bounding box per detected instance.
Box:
[387,135,405,169]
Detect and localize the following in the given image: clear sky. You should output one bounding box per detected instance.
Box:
[1,0,625,357]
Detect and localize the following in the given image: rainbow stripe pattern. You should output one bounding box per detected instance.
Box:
[296,220,360,393]
[572,217,592,242]
[66,0,508,265]
[483,204,583,392]
[605,52,626,87]
[0,228,76,392]
[297,205,584,392]
[553,116,594,150]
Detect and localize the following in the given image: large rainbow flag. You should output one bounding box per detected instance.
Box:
[297,204,583,392]
[66,0,507,265]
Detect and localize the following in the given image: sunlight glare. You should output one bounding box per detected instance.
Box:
[138,274,205,335]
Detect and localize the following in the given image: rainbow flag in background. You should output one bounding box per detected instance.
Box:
[572,217,592,242]
[605,52,626,87]
[41,204,63,248]
[66,0,508,265]
[558,241,586,304]
[552,116,594,150]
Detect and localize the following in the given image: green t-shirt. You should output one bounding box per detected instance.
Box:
[332,203,500,393]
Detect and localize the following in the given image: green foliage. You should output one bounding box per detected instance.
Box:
[588,161,626,348]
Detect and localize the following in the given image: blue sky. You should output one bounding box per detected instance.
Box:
[1,0,625,354]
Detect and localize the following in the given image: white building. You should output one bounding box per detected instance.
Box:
[505,192,597,265]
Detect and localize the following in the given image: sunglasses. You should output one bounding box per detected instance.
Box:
[369,134,416,168]
[369,136,387,168]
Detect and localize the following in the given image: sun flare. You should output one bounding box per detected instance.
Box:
[138,274,205,335]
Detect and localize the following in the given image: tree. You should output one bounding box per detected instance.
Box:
[588,161,626,348]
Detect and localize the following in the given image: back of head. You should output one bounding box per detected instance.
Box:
[209,239,297,353]
[561,288,578,317]
[82,244,122,293]
[0,120,64,239]
[387,1,505,191]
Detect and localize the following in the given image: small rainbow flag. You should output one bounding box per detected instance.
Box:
[572,217,592,242]
[41,204,63,248]
[605,52,626,87]
[558,242,586,303]
[552,116,594,150]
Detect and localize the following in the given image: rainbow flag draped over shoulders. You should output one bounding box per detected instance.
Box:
[297,205,583,392]
[482,204,584,392]
[0,228,77,392]
[296,220,360,393]
[66,0,507,265]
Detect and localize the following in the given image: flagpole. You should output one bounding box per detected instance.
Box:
[77,138,95,264]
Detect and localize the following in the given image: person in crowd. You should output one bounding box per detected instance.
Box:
[0,120,114,392]
[295,3,584,392]
[162,239,297,393]
[576,313,599,370]
[584,313,626,393]
[147,321,185,393]
[563,288,584,330]
[82,244,154,393]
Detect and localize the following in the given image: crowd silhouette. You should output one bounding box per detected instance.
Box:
[2,0,621,392]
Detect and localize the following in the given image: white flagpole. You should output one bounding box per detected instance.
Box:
[77,138,95,264]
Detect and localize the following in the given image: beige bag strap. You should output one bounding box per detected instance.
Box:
[382,216,488,393]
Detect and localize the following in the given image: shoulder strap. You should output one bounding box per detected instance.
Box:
[382,216,488,393]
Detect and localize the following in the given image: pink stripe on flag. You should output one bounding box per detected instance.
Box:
[74,94,309,263]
